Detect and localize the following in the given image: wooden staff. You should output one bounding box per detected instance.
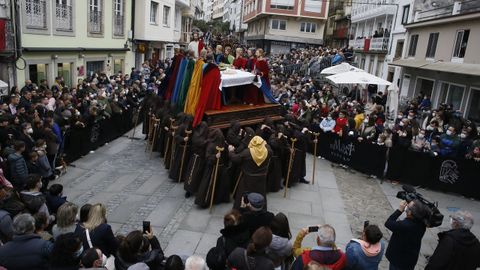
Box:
[284,138,297,198]
[312,132,319,185]
[145,113,154,152]
[231,171,243,199]
[178,129,192,183]
[163,118,175,159]
[131,106,141,140]
[149,118,161,159]
[209,146,225,213]
[169,125,178,170]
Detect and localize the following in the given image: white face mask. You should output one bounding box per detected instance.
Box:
[363,119,368,123]
[27,128,33,134]
[408,116,414,120]
[446,130,453,136]
[418,134,425,139]
[399,122,405,127]
[397,115,403,119]
[101,254,108,267]
[460,133,467,139]
[427,126,434,131]
[432,113,436,117]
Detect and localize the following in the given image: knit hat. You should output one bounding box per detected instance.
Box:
[247,192,265,211]
[127,262,149,270]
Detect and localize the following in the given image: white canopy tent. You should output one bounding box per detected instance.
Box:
[326,71,392,86]
[0,80,8,96]
[320,63,364,75]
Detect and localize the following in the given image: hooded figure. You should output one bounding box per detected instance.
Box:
[169,114,194,182]
[267,124,288,193]
[195,129,231,208]
[184,121,209,196]
[230,136,272,209]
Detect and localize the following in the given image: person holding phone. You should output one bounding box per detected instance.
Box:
[291,225,346,270]
[115,225,165,270]
[344,224,385,270]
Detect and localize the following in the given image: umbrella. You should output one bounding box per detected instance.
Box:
[321,63,364,74]
[326,71,392,86]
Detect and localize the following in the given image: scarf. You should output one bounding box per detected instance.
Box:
[248,136,268,166]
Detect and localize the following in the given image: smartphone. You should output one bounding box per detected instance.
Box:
[308,226,319,233]
[364,220,370,229]
[142,221,151,233]
[242,192,250,204]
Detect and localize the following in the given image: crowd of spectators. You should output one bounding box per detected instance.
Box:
[0,44,477,270]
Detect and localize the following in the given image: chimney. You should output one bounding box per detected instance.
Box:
[452,1,462,15]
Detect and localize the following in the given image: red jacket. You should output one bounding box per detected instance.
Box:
[292,249,347,270]
[334,117,347,134]
[233,57,247,69]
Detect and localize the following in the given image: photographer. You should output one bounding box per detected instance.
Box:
[239,193,274,237]
[385,200,427,270]
[425,211,480,270]
[291,225,346,270]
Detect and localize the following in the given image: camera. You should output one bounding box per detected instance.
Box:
[396,185,444,228]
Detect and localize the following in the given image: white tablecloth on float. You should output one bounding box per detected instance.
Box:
[220,69,256,89]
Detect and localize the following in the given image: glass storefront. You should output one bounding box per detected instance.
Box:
[57,62,72,87]
[114,59,124,74]
[28,64,48,86]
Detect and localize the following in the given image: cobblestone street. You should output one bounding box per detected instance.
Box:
[58,128,480,269]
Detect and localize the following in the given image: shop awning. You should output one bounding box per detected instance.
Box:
[391,59,480,76]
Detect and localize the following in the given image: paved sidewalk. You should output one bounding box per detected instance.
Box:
[59,128,352,258]
[59,127,480,269]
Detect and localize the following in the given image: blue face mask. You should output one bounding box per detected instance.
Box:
[74,245,84,258]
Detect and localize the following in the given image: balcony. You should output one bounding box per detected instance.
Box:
[55,4,73,31]
[351,3,395,23]
[333,27,348,39]
[370,37,389,51]
[88,10,103,34]
[25,0,47,29]
[113,14,124,36]
[349,38,365,50]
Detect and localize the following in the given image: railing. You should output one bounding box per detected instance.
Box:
[416,4,454,21]
[25,0,47,29]
[88,10,103,34]
[352,38,365,50]
[55,4,73,31]
[370,37,389,51]
[113,14,124,36]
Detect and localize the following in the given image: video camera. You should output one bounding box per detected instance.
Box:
[396,185,444,228]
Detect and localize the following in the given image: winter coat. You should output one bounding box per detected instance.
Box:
[292,247,346,270]
[345,239,385,270]
[45,193,67,214]
[385,210,426,269]
[75,223,119,257]
[217,223,250,256]
[425,228,480,270]
[0,209,13,243]
[7,153,28,186]
[228,247,275,270]
[0,234,53,270]
[19,191,49,216]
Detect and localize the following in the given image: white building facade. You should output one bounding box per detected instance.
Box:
[348,0,396,78]
[15,0,134,87]
[134,0,194,66]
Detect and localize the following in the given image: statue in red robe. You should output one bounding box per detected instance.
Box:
[193,55,222,127]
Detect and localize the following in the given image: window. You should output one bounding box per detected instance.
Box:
[270,0,294,10]
[425,32,439,58]
[55,0,73,31]
[407,34,418,57]
[150,1,158,24]
[25,0,48,29]
[271,19,286,30]
[467,88,480,125]
[113,0,124,36]
[300,22,316,33]
[394,40,404,59]
[163,6,171,26]
[89,0,103,34]
[453,29,469,59]
[401,5,410,24]
[304,0,322,12]
[438,83,465,110]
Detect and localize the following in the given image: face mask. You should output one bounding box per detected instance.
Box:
[327,117,332,121]
[427,126,434,131]
[408,116,414,120]
[460,133,467,139]
[101,254,108,267]
[432,113,436,117]
[377,139,383,144]
[418,134,425,139]
[397,115,403,119]
[74,245,84,258]
[27,128,33,134]
[399,122,404,127]
[363,119,368,123]
[446,130,453,136]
